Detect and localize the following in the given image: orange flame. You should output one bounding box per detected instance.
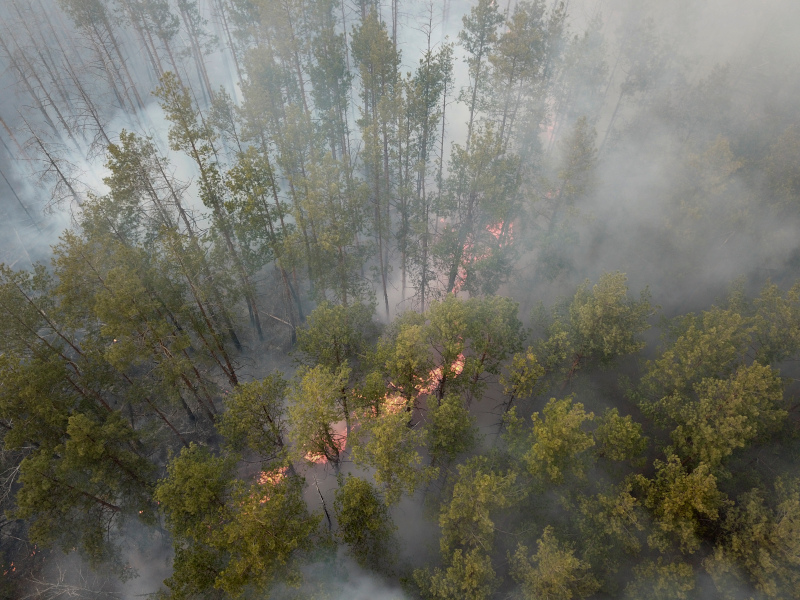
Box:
[487,221,513,241]
[383,391,408,414]
[451,222,513,293]
[304,420,348,465]
[417,353,466,395]
[258,467,287,487]
[254,466,288,503]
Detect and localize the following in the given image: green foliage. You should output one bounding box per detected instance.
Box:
[501,347,546,401]
[333,476,395,570]
[4,163,800,600]
[636,454,727,553]
[154,72,216,157]
[750,281,800,364]
[707,479,800,597]
[426,393,477,464]
[595,408,648,463]
[764,124,800,209]
[215,478,318,595]
[532,272,653,384]
[378,313,433,401]
[217,374,290,461]
[154,444,233,542]
[0,353,72,452]
[351,408,432,505]
[425,295,472,372]
[661,363,785,469]
[288,365,350,468]
[567,271,653,365]
[415,547,497,600]
[461,295,525,381]
[14,410,156,571]
[556,117,599,203]
[435,126,522,296]
[501,406,530,458]
[296,301,376,370]
[624,559,696,600]
[438,456,517,554]
[524,397,595,484]
[510,526,600,600]
[640,306,751,401]
[5,0,800,593]
[155,444,319,598]
[459,0,504,137]
[577,483,645,567]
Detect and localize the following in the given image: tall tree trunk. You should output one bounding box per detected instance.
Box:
[0,37,58,135]
[0,168,40,231]
[213,0,243,86]
[4,27,77,146]
[118,0,163,81]
[177,2,215,102]
[101,17,144,110]
[151,156,244,352]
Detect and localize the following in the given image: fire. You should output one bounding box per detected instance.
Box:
[257,467,287,486]
[304,451,328,463]
[487,221,513,241]
[255,466,288,503]
[417,353,466,396]
[304,420,348,465]
[376,353,466,417]
[450,221,513,293]
[542,119,556,145]
[383,391,407,414]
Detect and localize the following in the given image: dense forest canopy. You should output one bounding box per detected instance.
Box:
[0,0,799,598]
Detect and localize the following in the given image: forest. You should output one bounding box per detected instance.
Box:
[0,0,799,598]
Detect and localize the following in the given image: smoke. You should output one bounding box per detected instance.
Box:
[16,540,171,600]
[258,550,408,600]
[500,0,800,317]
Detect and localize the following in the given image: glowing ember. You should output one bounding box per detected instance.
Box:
[304,450,327,463]
[383,391,407,414]
[417,353,466,395]
[304,420,348,465]
[254,466,288,503]
[450,222,513,293]
[451,353,466,374]
[542,119,556,145]
[258,467,287,487]
[377,354,466,419]
[487,221,513,241]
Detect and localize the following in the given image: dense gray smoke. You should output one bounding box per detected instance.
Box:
[560,0,800,312]
[1,0,798,306]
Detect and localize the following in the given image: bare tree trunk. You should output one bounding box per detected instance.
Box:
[153,155,244,352]
[0,168,40,231]
[22,118,82,205]
[121,0,164,80]
[599,88,625,153]
[177,2,215,102]
[4,27,77,146]
[62,60,113,148]
[375,173,390,318]
[0,37,58,135]
[213,0,243,86]
[86,25,135,112]
[100,14,146,110]
[11,1,75,113]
